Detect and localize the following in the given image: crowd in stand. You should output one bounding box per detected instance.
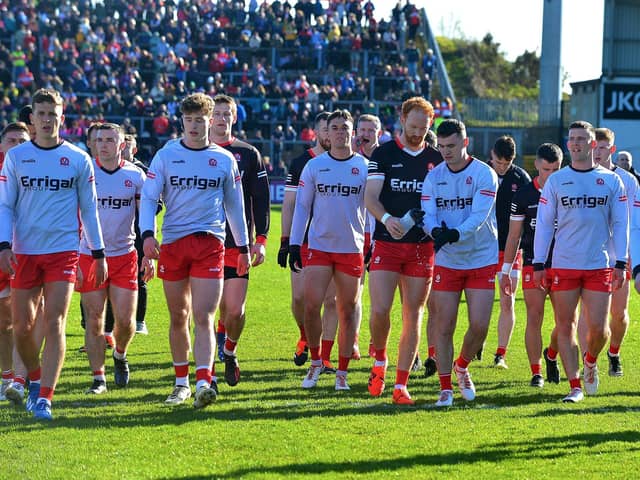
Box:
[0,0,441,163]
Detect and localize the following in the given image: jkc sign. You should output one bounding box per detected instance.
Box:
[603,83,640,119]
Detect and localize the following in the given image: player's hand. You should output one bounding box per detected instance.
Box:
[432,221,460,252]
[533,269,548,290]
[237,252,251,276]
[251,243,266,267]
[612,267,625,291]
[93,257,108,288]
[277,237,289,268]
[141,256,155,282]
[384,216,405,240]
[143,236,160,259]
[0,249,16,276]
[288,244,303,272]
[499,273,517,296]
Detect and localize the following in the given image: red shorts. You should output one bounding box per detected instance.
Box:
[76,250,138,293]
[300,243,310,268]
[521,265,553,290]
[306,249,364,277]
[368,240,434,278]
[497,250,523,274]
[432,264,497,291]
[223,247,249,280]
[549,268,613,293]
[158,233,224,281]
[11,251,79,289]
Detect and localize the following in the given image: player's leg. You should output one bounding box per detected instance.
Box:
[290,268,308,366]
[333,267,360,390]
[366,269,399,397]
[301,264,333,388]
[0,292,13,400]
[523,287,548,387]
[351,271,367,360]
[549,287,583,401]
[320,278,338,372]
[81,288,109,394]
[580,287,612,396]
[494,270,519,368]
[218,276,248,386]
[392,275,429,404]
[430,288,461,407]
[109,285,137,387]
[162,278,193,404]
[607,279,629,376]
[190,276,223,407]
[422,294,437,378]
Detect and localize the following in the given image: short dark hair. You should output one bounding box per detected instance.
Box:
[569,120,595,139]
[18,105,32,125]
[314,111,331,128]
[595,127,614,143]
[0,122,30,141]
[327,109,353,126]
[493,135,516,161]
[436,119,466,138]
[32,88,64,108]
[536,143,563,163]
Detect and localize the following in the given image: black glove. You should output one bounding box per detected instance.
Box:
[409,208,425,229]
[277,236,289,268]
[432,221,460,252]
[289,244,303,272]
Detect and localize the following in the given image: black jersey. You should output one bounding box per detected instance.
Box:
[285,148,316,244]
[368,138,442,243]
[510,177,552,267]
[218,137,270,248]
[495,163,531,250]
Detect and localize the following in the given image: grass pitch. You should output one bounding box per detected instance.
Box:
[2,208,640,479]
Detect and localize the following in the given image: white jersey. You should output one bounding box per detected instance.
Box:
[139,140,248,247]
[0,140,104,254]
[421,157,499,269]
[290,152,368,253]
[534,165,628,269]
[80,159,145,257]
[630,191,640,273]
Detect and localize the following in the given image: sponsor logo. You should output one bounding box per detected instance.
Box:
[389,178,423,192]
[20,176,74,191]
[596,178,604,185]
[209,158,217,166]
[435,196,473,209]
[209,267,221,272]
[437,181,447,186]
[21,159,36,163]
[124,179,133,187]
[561,181,574,186]
[316,183,362,196]
[435,273,441,283]
[391,163,403,168]
[169,175,221,190]
[172,160,186,164]
[63,269,74,275]
[352,167,360,175]
[98,196,133,209]
[60,157,69,166]
[560,195,608,208]
[466,176,472,184]
[319,168,331,172]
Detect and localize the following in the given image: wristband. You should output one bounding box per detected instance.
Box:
[501,262,512,275]
[141,230,155,241]
[380,213,391,225]
[238,245,249,254]
[615,260,627,270]
[532,263,545,272]
[91,249,105,259]
[256,235,267,246]
[0,241,10,252]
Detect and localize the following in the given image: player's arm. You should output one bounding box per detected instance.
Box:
[278,163,301,268]
[223,161,250,276]
[500,217,524,296]
[249,150,270,266]
[289,164,314,272]
[0,153,18,274]
[77,156,107,286]
[611,176,630,290]
[421,173,438,234]
[139,154,164,259]
[532,179,557,289]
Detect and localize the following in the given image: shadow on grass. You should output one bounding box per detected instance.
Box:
[151,430,640,479]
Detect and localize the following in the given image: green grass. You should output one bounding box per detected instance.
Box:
[2,208,640,479]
